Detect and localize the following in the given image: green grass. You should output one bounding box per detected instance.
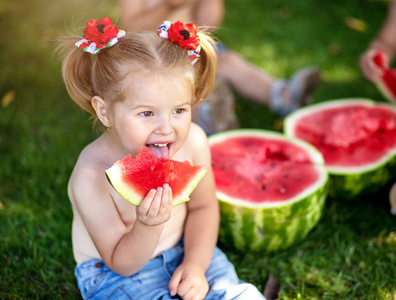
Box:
[1,0,396,299]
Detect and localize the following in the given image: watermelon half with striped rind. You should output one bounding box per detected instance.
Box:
[105,147,207,206]
[284,98,396,199]
[372,49,396,103]
[209,129,328,252]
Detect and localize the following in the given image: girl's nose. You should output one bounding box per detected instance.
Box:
[154,116,173,135]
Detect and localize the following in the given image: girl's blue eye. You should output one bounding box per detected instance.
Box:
[174,108,184,114]
[140,111,153,117]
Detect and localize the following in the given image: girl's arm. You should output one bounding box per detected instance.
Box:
[70,164,173,277]
[168,125,220,299]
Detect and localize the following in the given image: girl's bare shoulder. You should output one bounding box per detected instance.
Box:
[68,137,115,202]
[186,122,209,147]
[185,123,211,166]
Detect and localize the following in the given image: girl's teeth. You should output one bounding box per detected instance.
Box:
[154,143,168,147]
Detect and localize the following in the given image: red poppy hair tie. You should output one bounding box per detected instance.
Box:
[158,21,201,64]
[76,17,125,54]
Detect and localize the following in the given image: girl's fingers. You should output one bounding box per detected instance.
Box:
[138,189,156,215]
[147,187,163,217]
[164,184,173,207]
[159,184,173,216]
[137,184,173,225]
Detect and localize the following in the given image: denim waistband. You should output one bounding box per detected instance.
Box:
[75,238,185,274]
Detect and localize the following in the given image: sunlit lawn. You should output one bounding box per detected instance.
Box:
[1,0,396,299]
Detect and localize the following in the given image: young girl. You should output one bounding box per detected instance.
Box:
[59,18,267,299]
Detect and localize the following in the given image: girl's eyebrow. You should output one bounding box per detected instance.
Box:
[175,101,192,107]
[132,101,192,110]
[132,105,151,110]
[130,103,156,110]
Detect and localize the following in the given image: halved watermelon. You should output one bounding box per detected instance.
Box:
[209,129,328,252]
[105,147,207,206]
[284,98,396,199]
[372,49,396,103]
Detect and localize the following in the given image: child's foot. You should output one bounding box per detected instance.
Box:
[270,67,320,117]
[263,273,281,300]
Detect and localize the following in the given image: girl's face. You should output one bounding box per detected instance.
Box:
[107,69,193,159]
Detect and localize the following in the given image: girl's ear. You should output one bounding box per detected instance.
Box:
[91,96,110,127]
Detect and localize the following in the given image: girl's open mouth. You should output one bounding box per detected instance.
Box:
[147,143,171,159]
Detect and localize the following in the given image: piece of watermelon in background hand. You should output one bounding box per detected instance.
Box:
[105,148,207,207]
[372,49,387,69]
[372,49,396,103]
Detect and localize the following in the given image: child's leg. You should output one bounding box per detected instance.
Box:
[217,49,320,117]
[74,243,266,299]
[204,247,266,299]
[217,50,275,105]
[74,256,174,300]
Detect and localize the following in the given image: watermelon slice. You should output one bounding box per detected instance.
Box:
[372,49,396,103]
[105,148,207,206]
[284,98,396,199]
[209,129,328,252]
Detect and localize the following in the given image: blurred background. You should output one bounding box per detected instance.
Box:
[1,0,395,298]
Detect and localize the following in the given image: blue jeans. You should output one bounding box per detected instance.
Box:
[75,241,266,299]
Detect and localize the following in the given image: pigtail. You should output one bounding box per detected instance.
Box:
[58,35,96,116]
[192,31,218,106]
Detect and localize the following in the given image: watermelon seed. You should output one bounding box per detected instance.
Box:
[280,187,286,193]
[261,185,266,190]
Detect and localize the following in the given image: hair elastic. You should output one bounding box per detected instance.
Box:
[158,21,201,64]
[76,17,125,55]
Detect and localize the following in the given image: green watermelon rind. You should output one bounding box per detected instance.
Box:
[172,167,207,206]
[209,129,329,252]
[284,98,396,198]
[327,154,396,198]
[105,165,142,206]
[105,161,207,207]
[219,187,327,252]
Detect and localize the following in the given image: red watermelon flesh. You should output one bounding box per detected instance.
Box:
[373,49,386,69]
[211,136,321,202]
[105,147,207,206]
[373,49,396,103]
[209,129,328,252]
[292,103,396,168]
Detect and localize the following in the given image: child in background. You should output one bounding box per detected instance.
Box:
[119,0,320,134]
[59,18,268,299]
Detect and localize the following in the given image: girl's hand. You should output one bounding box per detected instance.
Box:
[169,262,209,300]
[136,184,173,226]
[360,48,388,83]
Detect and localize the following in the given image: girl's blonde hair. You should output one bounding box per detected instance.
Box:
[58,26,217,120]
